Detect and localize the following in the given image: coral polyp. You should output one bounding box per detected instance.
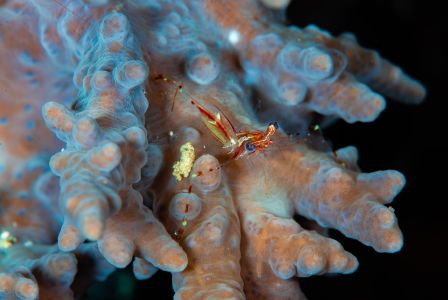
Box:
[0,0,425,299]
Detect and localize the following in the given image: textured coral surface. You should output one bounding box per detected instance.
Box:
[0,0,426,299]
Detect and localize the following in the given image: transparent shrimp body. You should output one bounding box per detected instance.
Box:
[152,74,278,160]
[191,99,278,160]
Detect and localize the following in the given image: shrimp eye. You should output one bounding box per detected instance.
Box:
[269,121,279,129]
[245,141,256,153]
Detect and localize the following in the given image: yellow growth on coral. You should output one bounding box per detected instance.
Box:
[0,230,18,249]
[172,142,195,181]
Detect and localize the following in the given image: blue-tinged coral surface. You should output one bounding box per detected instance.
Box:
[1,0,441,299]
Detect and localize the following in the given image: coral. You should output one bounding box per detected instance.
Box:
[0,242,114,300]
[0,0,425,299]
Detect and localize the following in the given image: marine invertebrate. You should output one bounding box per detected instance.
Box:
[0,0,425,299]
[188,97,278,160]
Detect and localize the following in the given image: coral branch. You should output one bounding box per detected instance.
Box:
[235,142,406,253]
[0,243,114,300]
[42,11,187,274]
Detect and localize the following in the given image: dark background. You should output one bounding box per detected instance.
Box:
[85,0,447,299]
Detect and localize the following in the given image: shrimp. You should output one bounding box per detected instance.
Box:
[153,74,279,160]
[190,100,278,160]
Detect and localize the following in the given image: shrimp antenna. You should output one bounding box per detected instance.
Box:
[151,74,184,112]
[171,82,183,112]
